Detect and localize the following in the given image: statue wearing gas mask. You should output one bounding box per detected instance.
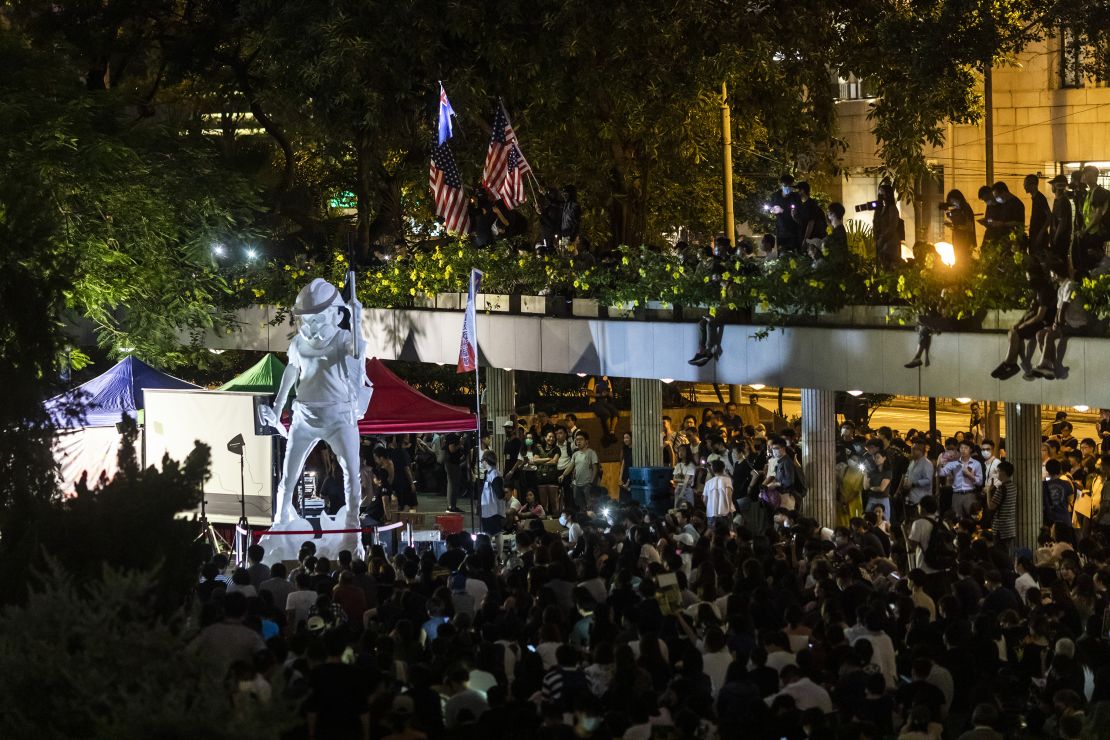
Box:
[259,275,372,533]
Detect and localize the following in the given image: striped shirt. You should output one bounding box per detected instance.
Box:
[990,479,1017,540]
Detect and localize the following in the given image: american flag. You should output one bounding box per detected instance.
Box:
[482,103,532,209]
[429,139,470,235]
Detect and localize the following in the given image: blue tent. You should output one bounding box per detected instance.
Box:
[45,356,199,429]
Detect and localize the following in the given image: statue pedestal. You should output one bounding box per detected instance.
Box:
[256,506,363,564]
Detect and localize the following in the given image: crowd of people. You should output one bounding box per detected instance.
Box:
[188,401,1110,739]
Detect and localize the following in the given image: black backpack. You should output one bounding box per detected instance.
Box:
[792,454,808,498]
[924,516,957,570]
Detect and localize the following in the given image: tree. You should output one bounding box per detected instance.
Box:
[834,0,1046,195]
[0,419,210,610]
[0,564,293,738]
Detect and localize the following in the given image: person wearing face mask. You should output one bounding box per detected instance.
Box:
[979,439,1001,508]
[764,437,798,512]
[769,173,802,253]
[1075,165,1110,274]
[989,181,1026,245]
[978,185,1006,245]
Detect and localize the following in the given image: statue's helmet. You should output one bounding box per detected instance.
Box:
[293,278,342,316]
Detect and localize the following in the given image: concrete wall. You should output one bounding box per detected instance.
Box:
[345,309,1106,407]
[193,304,1110,405]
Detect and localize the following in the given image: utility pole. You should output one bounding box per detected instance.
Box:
[984,65,994,184]
[983,62,1002,444]
[721,81,736,248]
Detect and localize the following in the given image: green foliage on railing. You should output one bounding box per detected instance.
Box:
[230,235,1110,332]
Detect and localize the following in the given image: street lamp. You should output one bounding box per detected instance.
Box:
[245,247,258,261]
[211,243,226,257]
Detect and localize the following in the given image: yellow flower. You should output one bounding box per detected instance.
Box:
[409,287,416,296]
[283,265,291,271]
[709,306,717,317]
[621,256,630,266]
[781,273,790,284]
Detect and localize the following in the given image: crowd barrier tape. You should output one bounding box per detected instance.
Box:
[255,521,406,536]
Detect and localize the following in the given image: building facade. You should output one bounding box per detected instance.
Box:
[835,32,1110,247]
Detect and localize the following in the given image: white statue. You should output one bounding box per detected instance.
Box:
[257,273,371,561]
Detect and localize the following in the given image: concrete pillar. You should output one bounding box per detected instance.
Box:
[630,378,663,467]
[800,388,838,527]
[485,368,516,464]
[1004,401,1042,549]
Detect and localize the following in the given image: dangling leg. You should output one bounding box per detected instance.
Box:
[905,325,931,369]
[689,317,713,366]
[708,317,724,360]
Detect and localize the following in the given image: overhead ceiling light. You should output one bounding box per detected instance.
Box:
[660,378,674,384]
[1075,404,1090,412]
[576,372,588,377]
[749,383,766,391]
[846,390,863,397]
[955,397,971,404]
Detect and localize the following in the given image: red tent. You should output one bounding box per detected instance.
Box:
[358,358,478,435]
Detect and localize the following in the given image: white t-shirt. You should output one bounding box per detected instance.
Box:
[1058,279,1087,328]
[286,589,317,627]
[702,650,732,697]
[704,475,735,518]
[766,677,833,713]
[908,517,940,574]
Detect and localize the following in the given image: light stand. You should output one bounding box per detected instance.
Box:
[194,488,230,556]
[227,434,249,568]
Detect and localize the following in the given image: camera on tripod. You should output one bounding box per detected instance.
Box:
[854,200,880,213]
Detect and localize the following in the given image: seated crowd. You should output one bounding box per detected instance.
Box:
[189,403,1110,739]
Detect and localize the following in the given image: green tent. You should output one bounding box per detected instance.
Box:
[218,353,286,393]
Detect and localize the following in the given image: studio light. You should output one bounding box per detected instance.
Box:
[226,433,245,455]
[934,242,956,267]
